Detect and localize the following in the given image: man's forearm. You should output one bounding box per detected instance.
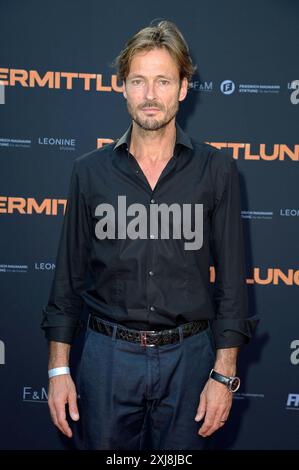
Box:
[48,341,71,369]
[214,347,239,376]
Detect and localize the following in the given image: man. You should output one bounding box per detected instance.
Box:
[41,20,258,450]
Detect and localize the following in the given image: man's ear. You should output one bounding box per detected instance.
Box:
[122,81,127,99]
[178,77,188,102]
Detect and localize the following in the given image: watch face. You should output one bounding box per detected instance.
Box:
[230,377,240,392]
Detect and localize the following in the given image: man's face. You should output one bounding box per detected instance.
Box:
[123,47,188,131]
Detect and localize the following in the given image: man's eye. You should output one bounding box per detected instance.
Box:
[159,80,169,86]
[132,80,143,85]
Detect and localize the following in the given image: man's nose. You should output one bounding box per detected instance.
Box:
[145,81,156,101]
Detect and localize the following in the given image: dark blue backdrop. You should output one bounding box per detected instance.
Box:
[0,0,298,450]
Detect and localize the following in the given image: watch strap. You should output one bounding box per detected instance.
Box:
[209,368,240,392]
[210,368,230,386]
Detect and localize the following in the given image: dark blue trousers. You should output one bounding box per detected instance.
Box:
[75,317,216,450]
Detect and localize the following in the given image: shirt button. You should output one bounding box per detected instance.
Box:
[150,198,155,203]
[135,170,139,174]
[149,270,154,276]
[150,306,155,311]
[150,234,155,239]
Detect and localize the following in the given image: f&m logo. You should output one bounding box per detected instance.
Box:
[23,386,48,402]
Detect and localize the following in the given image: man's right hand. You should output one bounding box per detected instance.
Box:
[48,374,79,438]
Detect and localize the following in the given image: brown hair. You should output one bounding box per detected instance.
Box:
[113,20,196,83]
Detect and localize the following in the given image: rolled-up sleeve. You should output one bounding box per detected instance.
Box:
[41,159,91,344]
[210,153,259,349]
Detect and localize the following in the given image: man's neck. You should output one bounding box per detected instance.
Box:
[129,120,176,164]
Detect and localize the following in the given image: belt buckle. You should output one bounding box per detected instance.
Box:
[140,332,147,347]
[140,331,156,347]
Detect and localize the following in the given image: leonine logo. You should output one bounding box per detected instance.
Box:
[0,68,122,93]
[34,262,55,271]
[38,137,76,151]
[280,209,299,217]
[95,196,203,251]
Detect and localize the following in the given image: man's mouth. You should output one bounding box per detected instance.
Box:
[141,107,160,113]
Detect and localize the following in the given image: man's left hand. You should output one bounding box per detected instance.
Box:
[194,378,233,437]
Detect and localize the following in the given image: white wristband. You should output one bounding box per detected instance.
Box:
[48,366,70,378]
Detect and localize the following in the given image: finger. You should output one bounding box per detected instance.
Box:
[54,401,73,437]
[49,400,67,436]
[206,414,226,435]
[48,399,59,428]
[219,413,229,425]
[200,408,229,437]
[218,403,232,426]
[195,393,207,422]
[198,407,217,436]
[68,391,80,421]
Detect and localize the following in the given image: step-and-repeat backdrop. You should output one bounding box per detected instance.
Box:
[0,0,298,450]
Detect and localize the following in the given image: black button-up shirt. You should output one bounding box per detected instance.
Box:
[41,123,258,348]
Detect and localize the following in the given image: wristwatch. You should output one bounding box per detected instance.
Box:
[209,368,241,392]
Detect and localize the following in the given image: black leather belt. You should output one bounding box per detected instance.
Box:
[88,314,209,347]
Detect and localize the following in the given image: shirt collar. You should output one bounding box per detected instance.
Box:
[113,122,193,152]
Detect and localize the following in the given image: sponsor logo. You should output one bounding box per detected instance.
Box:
[238,84,280,94]
[242,210,299,220]
[0,340,5,365]
[0,80,5,104]
[233,393,265,400]
[220,80,280,95]
[34,262,55,271]
[280,209,299,217]
[288,80,299,104]
[38,137,76,151]
[220,80,235,95]
[206,142,299,161]
[96,138,299,161]
[241,211,273,220]
[0,197,67,215]
[0,264,28,273]
[290,340,299,365]
[211,267,299,285]
[97,138,114,149]
[246,268,299,286]
[22,386,48,403]
[188,81,213,92]
[0,68,122,93]
[1,262,55,273]
[0,138,31,148]
[286,394,299,410]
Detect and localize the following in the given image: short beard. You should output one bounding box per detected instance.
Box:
[126,100,179,132]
